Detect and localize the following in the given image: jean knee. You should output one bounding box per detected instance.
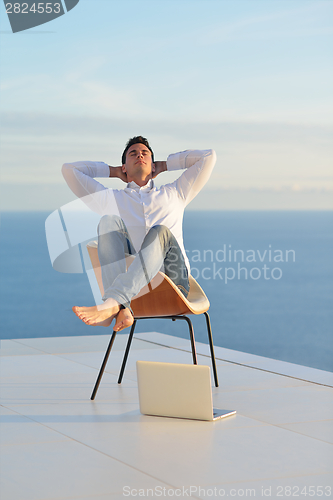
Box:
[152,224,173,247]
[98,214,123,236]
[152,224,171,239]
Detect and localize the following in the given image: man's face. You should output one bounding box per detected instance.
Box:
[122,143,155,181]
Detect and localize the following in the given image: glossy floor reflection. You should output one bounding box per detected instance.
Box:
[1,333,332,500]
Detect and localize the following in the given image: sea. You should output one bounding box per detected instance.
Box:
[0,210,332,373]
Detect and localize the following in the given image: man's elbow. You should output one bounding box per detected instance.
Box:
[208,149,217,162]
[204,149,217,168]
[200,149,217,162]
[61,163,73,179]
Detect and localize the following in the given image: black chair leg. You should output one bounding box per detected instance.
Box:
[204,312,219,387]
[118,319,137,384]
[176,316,198,365]
[90,330,117,400]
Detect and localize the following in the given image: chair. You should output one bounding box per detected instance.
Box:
[87,241,219,400]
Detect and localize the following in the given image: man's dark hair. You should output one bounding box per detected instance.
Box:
[121,136,154,165]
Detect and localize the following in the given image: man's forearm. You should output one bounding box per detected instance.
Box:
[62,161,110,199]
[109,166,121,177]
[167,149,216,205]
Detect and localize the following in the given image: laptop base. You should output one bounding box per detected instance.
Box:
[212,409,236,421]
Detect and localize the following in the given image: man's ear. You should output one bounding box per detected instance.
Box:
[121,165,126,173]
[152,162,155,173]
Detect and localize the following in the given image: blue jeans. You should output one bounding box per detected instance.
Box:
[97,215,190,311]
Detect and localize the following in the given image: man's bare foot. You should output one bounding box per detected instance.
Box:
[114,307,134,332]
[72,298,120,326]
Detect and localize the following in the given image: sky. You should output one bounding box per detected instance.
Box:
[0,0,332,210]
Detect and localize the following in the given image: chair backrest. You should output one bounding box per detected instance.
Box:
[86,241,209,317]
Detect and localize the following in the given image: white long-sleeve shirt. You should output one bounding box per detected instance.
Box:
[62,149,216,272]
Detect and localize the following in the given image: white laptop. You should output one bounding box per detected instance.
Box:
[136,361,236,421]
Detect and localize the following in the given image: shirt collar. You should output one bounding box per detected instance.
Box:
[126,179,154,192]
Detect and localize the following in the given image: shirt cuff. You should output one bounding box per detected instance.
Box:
[166,150,189,171]
[95,162,110,177]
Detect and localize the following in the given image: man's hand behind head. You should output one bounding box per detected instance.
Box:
[109,166,128,183]
[152,161,167,178]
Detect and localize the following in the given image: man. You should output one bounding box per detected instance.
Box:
[62,136,216,332]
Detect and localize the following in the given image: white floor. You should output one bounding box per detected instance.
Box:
[1,332,332,500]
